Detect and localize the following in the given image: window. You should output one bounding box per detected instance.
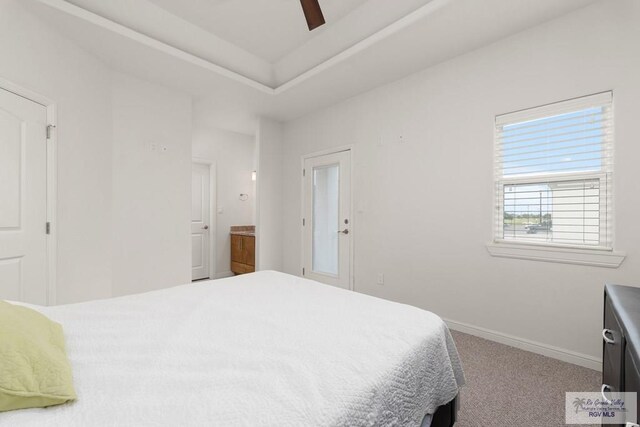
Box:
[489,92,622,266]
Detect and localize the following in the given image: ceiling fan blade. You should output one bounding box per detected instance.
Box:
[300,0,325,31]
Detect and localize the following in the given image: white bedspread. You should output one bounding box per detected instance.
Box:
[1,271,464,426]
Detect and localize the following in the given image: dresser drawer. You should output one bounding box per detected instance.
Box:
[603,296,625,392]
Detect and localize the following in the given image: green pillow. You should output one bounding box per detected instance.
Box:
[0,301,76,412]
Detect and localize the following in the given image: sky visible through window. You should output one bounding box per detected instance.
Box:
[501,106,604,215]
[500,106,606,245]
[502,107,604,176]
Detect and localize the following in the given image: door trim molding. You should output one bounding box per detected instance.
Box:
[300,145,354,290]
[0,77,57,306]
[192,158,217,280]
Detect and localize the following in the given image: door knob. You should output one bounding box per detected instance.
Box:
[338,229,349,234]
[202,225,209,230]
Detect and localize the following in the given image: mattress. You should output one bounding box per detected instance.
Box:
[1,271,464,426]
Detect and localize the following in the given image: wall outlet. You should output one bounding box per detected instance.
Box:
[377,273,384,286]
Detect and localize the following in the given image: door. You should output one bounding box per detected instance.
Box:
[191,163,210,280]
[0,87,48,304]
[303,150,351,289]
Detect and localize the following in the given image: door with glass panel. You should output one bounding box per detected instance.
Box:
[303,150,351,289]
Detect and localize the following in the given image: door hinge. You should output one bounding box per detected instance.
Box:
[46,125,56,140]
[303,168,305,177]
[302,218,305,226]
[46,222,51,235]
[302,267,305,276]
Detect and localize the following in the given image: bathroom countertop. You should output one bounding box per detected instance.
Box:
[230,225,255,237]
[230,231,255,236]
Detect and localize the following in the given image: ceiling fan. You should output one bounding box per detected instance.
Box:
[300,0,326,31]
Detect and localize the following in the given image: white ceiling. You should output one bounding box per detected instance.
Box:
[27,0,599,134]
[145,0,371,63]
[61,0,435,86]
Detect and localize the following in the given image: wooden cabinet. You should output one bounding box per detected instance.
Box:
[231,235,243,266]
[230,234,255,275]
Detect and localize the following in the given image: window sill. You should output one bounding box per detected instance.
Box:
[486,242,626,268]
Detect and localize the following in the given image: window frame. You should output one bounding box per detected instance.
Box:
[487,92,625,268]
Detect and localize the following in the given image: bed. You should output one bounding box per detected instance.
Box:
[1,270,464,426]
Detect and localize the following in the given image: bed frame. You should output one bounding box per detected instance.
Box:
[430,395,459,427]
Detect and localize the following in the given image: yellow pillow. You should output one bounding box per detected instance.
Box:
[0,300,76,412]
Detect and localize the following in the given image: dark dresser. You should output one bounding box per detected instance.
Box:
[603,285,640,427]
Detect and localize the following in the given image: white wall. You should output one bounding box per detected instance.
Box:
[281,0,640,365]
[192,122,256,278]
[0,0,113,303]
[111,73,192,296]
[0,0,194,302]
[256,118,284,271]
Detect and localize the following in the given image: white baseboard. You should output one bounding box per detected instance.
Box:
[444,318,601,372]
[213,271,234,279]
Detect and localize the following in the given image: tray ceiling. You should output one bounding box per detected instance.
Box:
[28,0,599,134]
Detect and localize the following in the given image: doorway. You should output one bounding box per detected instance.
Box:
[302,149,352,289]
[191,161,215,281]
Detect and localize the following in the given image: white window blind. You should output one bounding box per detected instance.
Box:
[494,92,613,249]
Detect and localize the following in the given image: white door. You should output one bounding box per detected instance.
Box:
[191,163,211,280]
[0,87,48,304]
[303,150,351,289]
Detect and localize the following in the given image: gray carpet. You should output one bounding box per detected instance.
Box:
[451,330,601,427]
